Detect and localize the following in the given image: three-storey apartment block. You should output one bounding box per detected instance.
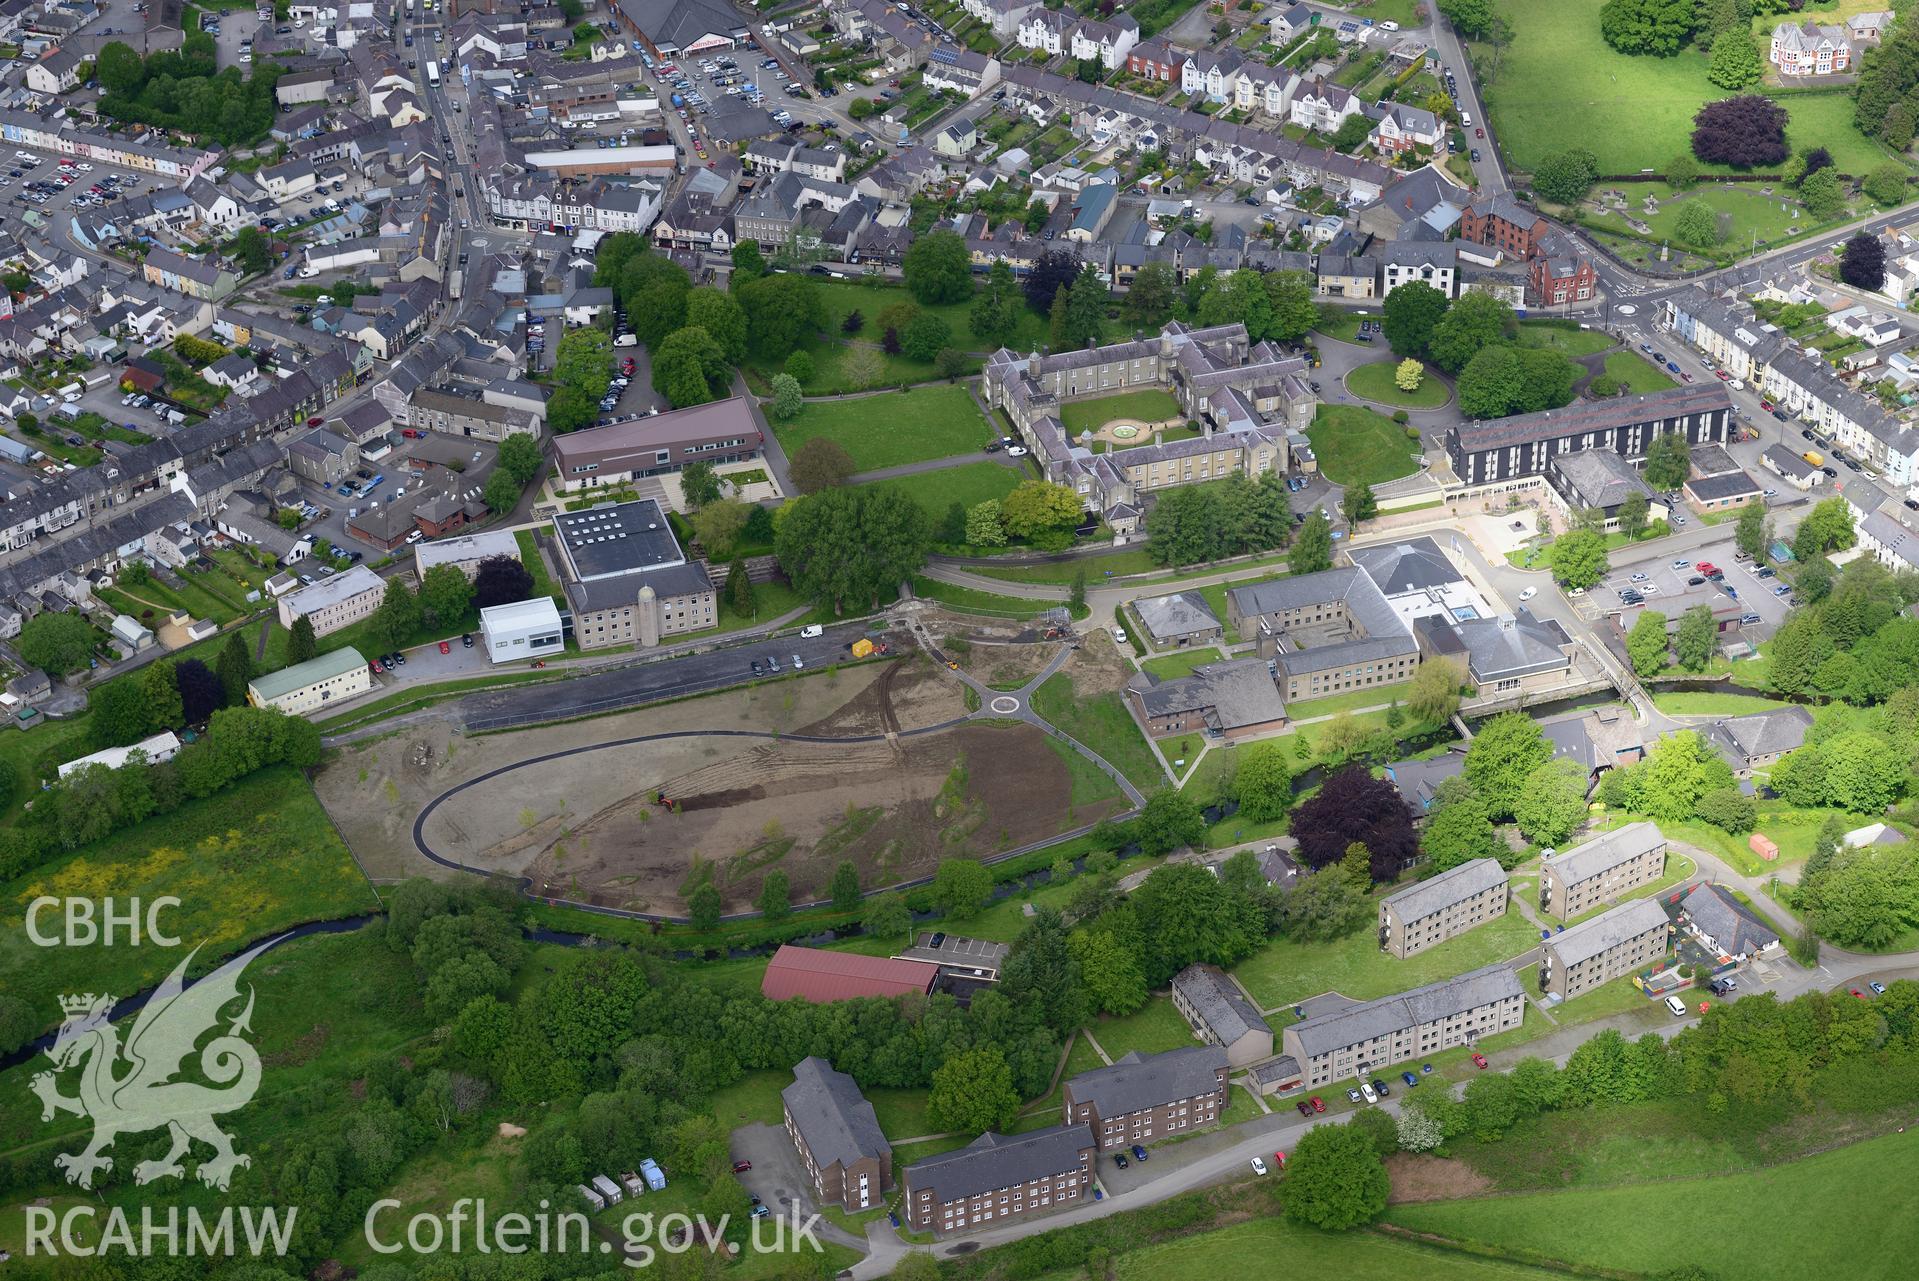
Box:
[1539,898,1671,1000]
[1377,858,1509,958]
[1061,1047,1228,1151]
[1281,965,1524,1087]
[1540,821,1666,918]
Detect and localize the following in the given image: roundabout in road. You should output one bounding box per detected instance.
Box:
[989,696,1021,715]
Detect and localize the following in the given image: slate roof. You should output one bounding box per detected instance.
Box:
[1550,449,1653,511]
[1170,965,1270,1046]
[1705,705,1813,764]
[1451,383,1732,454]
[1288,964,1523,1060]
[1344,536,1463,594]
[781,1057,890,1172]
[1686,470,1763,501]
[1545,897,1670,969]
[1380,858,1507,923]
[1543,821,1665,885]
[1066,1046,1227,1118]
[1227,567,1419,676]
[1132,589,1221,642]
[904,1124,1093,1203]
[1126,658,1288,730]
[1679,882,1778,958]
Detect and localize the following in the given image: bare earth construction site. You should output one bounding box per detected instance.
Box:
[317,653,1125,915]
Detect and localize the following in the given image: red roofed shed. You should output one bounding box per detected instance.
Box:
[761,945,938,1003]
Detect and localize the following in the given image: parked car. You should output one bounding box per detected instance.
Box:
[1400,1070,1419,1087]
[1129,1144,1148,1162]
[438,640,451,654]
[1113,1152,1128,1169]
[1294,1100,1313,1117]
[1309,1096,1326,1113]
[462,633,474,648]
[1248,1156,1267,1176]
[1471,1052,1489,1069]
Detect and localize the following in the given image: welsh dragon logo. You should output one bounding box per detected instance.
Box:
[31,936,277,1192]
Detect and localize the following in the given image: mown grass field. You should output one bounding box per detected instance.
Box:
[1032,670,1166,792]
[877,460,1027,519]
[1060,389,1184,433]
[774,384,994,470]
[0,767,378,1039]
[1090,995,1201,1060]
[1602,350,1677,393]
[1386,1128,1919,1279]
[1232,906,1539,1010]
[1305,404,1420,487]
[1482,0,1899,175]
[1345,360,1450,409]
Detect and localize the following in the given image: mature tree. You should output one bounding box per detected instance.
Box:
[1199,268,1276,342]
[685,288,748,365]
[1382,280,1450,358]
[228,225,272,275]
[1636,729,1734,822]
[687,880,723,932]
[690,501,752,559]
[18,612,95,674]
[473,555,536,610]
[1265,269,1320,342]
[965,500,1006,547]
[728,558,755,615]
[419,563,475,628]
[864,892,913,943]
[1627,609,1671,676]
[1691,94,1790,167]
[1061,266,1109,350]
[1292,509,1334,574]
[651,325,731,407]
[1513,758,1591,846]
[1133,789,1207,856]
[1455,344,1527,419]
[1395,358,1425,392]
[971,260,1024,345]
[928,1046,1020,1134]
[931,857,993,918]
[1643,431,1693,489]
[1672,199,1723,249]
[1070,927,1149,1015]
[828,860,862,912]
[1798,146,1835,182]
[1428,291,1517,374]
[216,629,252,708]
[1000,907,1090,1035]
[97,40,146,96]
[1331,112,1374,151]
[373,579,421,649]
[737,272,826,356]
[1278,865,1373,941]
[785,349,816,384]
[1130,859,1258,982]
[729,240,766,284]
[1799,166,1846,221]
[1340,482,1378,534]
[88,680,151,748]
[1000,480,1084,541]
[1547,528,1609,589]
[1234,741,1295,822]
[1615,490,1651,541]
[1464,712,1551,822]
[902,230,972,304]
[1842,232,1888,291]
[1674,604,1718,671]
[1422,785,1501,871]
[1864,163,1909,207]
[287,613,318,664]
[790,436,856,494]
[769,372,804,421]
[1797,495,1856,556]
[1290,766,1418,879]
[1408,655,1465,724]
[1284,1123,1390,1231]
[1436,0,1499,38]
[1123,259,1179,329]
[1697,786,1757,833]
[1707,34,1763,89]
[1666,151,1701,189]
[1024,248,1081,314]
[1734,501,1771,561]
[483,469,521,514]
[757,869,791,920]
[1530,147,1600,205]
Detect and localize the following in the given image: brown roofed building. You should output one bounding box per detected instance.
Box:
[761,945,939,1003]
[1459,196,1551,260]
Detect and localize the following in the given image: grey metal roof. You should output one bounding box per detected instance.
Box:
[1380,858,1507,923]
[1288,964,1523,1060]
[1544,896,1670,969]
[1133,590,1221,642]
[1686,470,1762,501]
[1170,965,1270,1046]
[781,1057,889,1172]
[1543,820,1664,886]
[1250,1055,1302,1085]
[1762,445,1817,479]
[1067,1046,1227,1118]
[904,1124,1093,1203]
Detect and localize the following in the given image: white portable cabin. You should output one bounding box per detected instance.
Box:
[578,1184,605,1211]
[591,1174,624,1205]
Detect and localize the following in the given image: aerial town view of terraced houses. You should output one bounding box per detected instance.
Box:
[14,0,1919,1275]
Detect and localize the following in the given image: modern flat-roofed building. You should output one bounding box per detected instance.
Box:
[276,564,385,635]
[1376,858,1509,958]
[479,597,565,665]
[1169,963,1272,1066]
[412,528,521,583]
[1539,821,1666,918]
[901,1124,1095,1234]
[550,498,718,650]
[782,1056,892,1212]
[1280,965,1525,1087]
[549,397,763,493]
[1539,897,1670,1000]
[247,647,372,714]
[761,945,938,1003]
[1062,1047,1229,1151]
[1444,383,1732,488]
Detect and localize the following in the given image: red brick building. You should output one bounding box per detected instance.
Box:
[1126,40,1185,82]
[1459,195,1551,260]
[1528,255,1600,306]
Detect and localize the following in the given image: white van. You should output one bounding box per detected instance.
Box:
[800,624,824,638]
[1460,110,1472,126]
[1664,995,1688,1018]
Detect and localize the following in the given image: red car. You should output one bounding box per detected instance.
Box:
[1273,1151,1287,1169]
[732,1160,752,1173]
[1474,127,1483,138]
[307,415,325,426]
[1309,1096,1326,1113]
[1471,1052,1489,1069]
[1852,988,1869,999]
[438,640,451,654]
[1760,399,1775,412]
[370,659,384,674]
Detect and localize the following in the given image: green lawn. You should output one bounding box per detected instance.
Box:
[1035,1212,1560,1281]
[1344,360,1451,409]
[1305,404,1420,487]
[1386,1129,1919,1280]
[1140,647,1225,680]
[1060,389,1185,433]
[708,1069,789,1129]
[909,574,1062,619]
[874,459,1026,519]
[1232,906,1538,1010]
[775,384,994,470]
[1089,995,1201,1059]
[1602,350,1677,393]
[1032,670,1167,793]
[0,767,379,1041]
[1579,177,1877,263]
[1650,691,1792,717]
[1284,683,1414,721]
[969,549,1166,584]
[1482,0,1901,176]
[514,528,565,604]
[1514,320,1613,357]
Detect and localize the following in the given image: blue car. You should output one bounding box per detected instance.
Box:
[1666,361,1682,373]
[1400,1070,1419,1087]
